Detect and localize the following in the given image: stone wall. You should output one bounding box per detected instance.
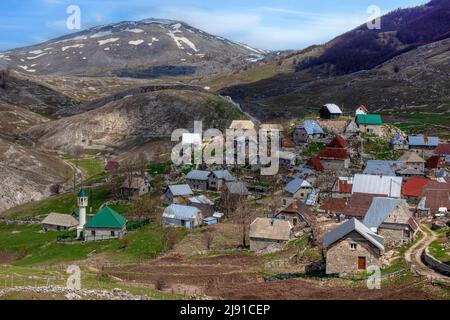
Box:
[422,248,450,277]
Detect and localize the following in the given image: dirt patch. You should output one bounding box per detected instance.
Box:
[0,253,21,264]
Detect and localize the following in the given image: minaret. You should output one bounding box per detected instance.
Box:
[76,188,88,239]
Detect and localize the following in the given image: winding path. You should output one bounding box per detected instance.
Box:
[405,226,449,283]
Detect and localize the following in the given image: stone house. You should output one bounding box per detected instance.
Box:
[363,197,418,248]
[185,170,211,190]
[41,213,79,231]
[249,218,293,251]
[293,120,324,144]
[356,114,383,135]
[408,134,439,156]
[278,151,297,169]
[208,169,235,191]
[331,177,353,199]
[397,152,425,173]
[283,178,313,205]
[165,184,193,204]
[324,218,384,274]
[401,177,430,203]
[120,176,152,198]
[274,199,312,227]
[316,148,350,170]
[83,206,127,242]
[416,179,450,217]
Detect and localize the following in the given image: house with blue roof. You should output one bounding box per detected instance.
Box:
[293,120,324,145]
[165,184,193,204]
[283,178,313,205]
[363,160,404,176]
[162,204,202,229]
[185,169,211,190]
[408,134,439,152]
[362,197,418,248]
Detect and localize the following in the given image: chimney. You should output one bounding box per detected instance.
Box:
[424,132,428,145]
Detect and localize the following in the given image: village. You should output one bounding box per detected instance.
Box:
[0,103,449,300]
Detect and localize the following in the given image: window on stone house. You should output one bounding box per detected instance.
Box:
[350,243,357,251]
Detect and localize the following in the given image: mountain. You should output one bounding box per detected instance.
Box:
[0,19,267,78]
[297,0,450,75]
[26,87,247,152]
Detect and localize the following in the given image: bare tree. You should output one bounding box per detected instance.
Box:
[230,199,257,248]
[130,195,159,221]
[202,230,214,250]
[69,145,84,168]
[161,227,179,251]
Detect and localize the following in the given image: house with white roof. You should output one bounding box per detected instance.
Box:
[162,204,202,229]
[352,174,403,198]
[320,104,343,120]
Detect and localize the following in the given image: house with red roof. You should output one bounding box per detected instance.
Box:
[416,179,450,217]
[316,148,350,170]
[433,143,450,157]
[281,137,296,150]
[327,135,348,149]
[331,177,353,199]
[425,156,446,176]
[274,199,312,227]
[401,177,430,202]
[306,156,324,172]
[319,198,347,216]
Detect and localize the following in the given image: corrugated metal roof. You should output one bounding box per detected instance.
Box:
[296,120,324,135]
[284,178,312,194]
[185,170,211,181]
[41,213,78,227]
[324,104,342,114]
[168,184,193,196]
[163,204,200,220]
[352,174,402,198]
[363,160,403,176]
[408,135,439,147]
[188,195,214,205]
[363,197,403,229]
[323,218,384,251]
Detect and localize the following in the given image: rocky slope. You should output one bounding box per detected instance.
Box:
[0,19,267,77]
[0,138,72,213]
[26,88,246,151]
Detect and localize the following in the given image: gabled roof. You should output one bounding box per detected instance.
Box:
[358,105,369,113]
[278,151,296,161]
[398,152,425,163]
[408,135,439,147]
[104,161,120,171]
[352,174,402,198]
[323,218,384,251]
[434,143,450,156]
[41,213,79,228]
[226,181,249,195]
[306,156,324,171]
[402,177,430,198]
[363,197,403,229]
[323,104,342,114]
[343,192,384,218]
[327,135,348,149]
[356,114,383,125]
[188,195,214,205]
[276,199,312,225]
[425,156,446,169]
[185,170,211,181]
[363,160,403,176]
[250,218,292,241]
[419,180,450,211]
[333,177,353,193]
[163,204,201,220]
[296,120,324,135]
[319,198,347,213]
[436,168,449,178]
[317,148,349,160]
[84,206,127,229]
[168,184,193,196]
[396,167,424,175]
[212,169,235,182]
[284,178,312,194]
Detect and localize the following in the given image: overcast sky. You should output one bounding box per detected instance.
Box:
[0,0,427,51]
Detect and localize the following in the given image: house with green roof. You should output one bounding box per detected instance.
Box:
[356,114,383,135]
[83,206,128,241]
